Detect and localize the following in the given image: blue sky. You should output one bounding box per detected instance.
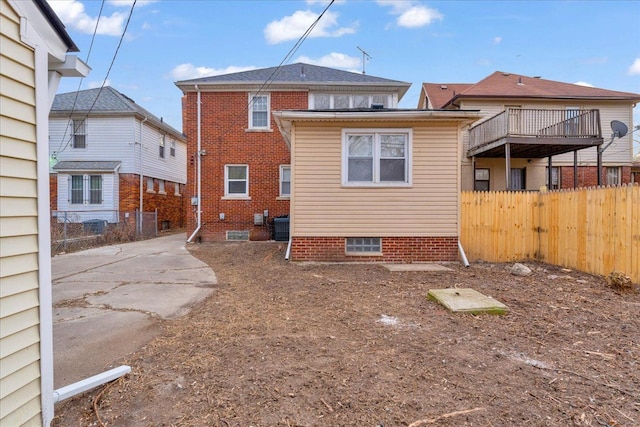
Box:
[49,0,640,155]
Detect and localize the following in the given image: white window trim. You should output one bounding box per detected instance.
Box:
[146,177,155,193]
[248,92,271,130]
[308,93,395,109]
[159,134,166,159]
[72,118,87,149]
[341,128,412,187]
[223,164,250,199]
[69,174,103,205]
[158,179,166,194]
[279,165,291,199]
[174,182,181,196]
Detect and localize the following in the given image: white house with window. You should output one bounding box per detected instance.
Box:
[49,86,186,227]
[273,108,481,262]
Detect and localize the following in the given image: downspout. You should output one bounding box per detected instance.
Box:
[139,117,147,234]
[458,240,470,267]
[187,85,202,242]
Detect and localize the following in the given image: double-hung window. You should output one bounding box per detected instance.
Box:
[70,174,102,204]
[159,135,166,159]
[280,165,291,197]
[225,165,249,198]
[343,129,411,186]
[606,167,619,186]
[72,119,86,149]
[249,93,270,129]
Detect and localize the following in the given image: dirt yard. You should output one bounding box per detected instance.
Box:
[53,241,639,427]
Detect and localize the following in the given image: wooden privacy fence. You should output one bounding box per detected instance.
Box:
[460,185,640,284]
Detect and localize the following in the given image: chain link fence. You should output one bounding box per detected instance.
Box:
[51,210,157,254]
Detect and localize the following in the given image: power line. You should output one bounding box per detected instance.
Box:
[55,0,137,156]
[55,0,106,155]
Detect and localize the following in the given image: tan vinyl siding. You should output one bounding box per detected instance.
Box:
[291,122,460,237]
[0,0,42,424]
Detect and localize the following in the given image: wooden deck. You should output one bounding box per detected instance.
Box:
[468,108,603,158]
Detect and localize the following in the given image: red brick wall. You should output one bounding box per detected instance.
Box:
[119,173,185,231]
[291,236,459,262]
[559,166,632,188]
[183,91,308,241]
[49,174,57,211]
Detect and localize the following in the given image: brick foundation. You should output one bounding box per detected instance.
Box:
[290,236,459,263]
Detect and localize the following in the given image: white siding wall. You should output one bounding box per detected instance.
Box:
[139,119,187,184]
[291,121,460,237]
[0,1,42,425]
[49,115,137,171]
[56,172,118,222]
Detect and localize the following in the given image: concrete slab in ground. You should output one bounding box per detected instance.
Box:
[87,283,215,319]
[53,309,159,387]
[383,264,453,272]
[427,288,509,315]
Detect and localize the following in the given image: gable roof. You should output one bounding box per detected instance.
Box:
[421,83,473,109]
[422,71,640,109]
[51,87,185,139]
[33,0,79,52]
[175,62,411,99]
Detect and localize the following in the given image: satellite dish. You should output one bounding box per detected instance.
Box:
[611,120,628,138]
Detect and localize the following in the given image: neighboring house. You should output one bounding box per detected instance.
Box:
[1,0,89,425]
[175,63,410,241]
[273,108,481,262]
[49,87,187,231]
[419,72,640,191]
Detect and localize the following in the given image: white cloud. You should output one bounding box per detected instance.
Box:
[377,0,443,28]
[87,79,111,89]
[47,0,153,36]
[574,81,594,87]
[628,58,640,75]
[493,36,502,45]
[264,10,357,44]
[169,63,257,80]
[295,52,360,71]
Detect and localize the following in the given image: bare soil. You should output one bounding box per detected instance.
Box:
[53,241,640,427]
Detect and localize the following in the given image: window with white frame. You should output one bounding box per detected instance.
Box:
[159,135,166,158]
[249,93,269,129]
[69,174,102,204]
[343,130,411,186]
[147,177,155,193]
[72,119,86,149]
[174,182,181,196]
[546,167,561,189]
[225,165,249,197]
[310,94,393,109]
[346,237,381,254]
[170,141,176,157]
[158,180,165,194]
[606,167,619,186]
[280,165,291,197]
[474,168,490,191]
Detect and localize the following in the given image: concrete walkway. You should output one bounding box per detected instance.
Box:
[52,232,216,389]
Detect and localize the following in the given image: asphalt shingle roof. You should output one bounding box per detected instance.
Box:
[51,87,184,138]
[52,161,122,171]
[176,62,410,86]
[422,71,640,109]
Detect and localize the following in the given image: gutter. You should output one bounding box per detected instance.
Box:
[139,117,147,234]
[187,85,202,242]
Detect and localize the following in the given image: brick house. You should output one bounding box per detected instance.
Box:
[175,63,410,241]
[49,87,187,231]
[419,72,640,191]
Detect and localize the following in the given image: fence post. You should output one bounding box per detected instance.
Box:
[63,212,68,251]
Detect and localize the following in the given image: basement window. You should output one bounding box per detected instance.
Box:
[346,237,381,254]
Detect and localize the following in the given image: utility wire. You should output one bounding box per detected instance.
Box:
[55,0,106,155]
[55,0,137,156]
